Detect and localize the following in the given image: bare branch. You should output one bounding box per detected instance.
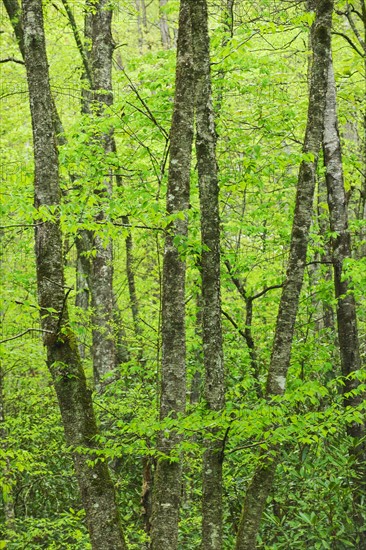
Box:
[0,222,44,230]
[224,259,247,301]
[115,63,169,139]
[96,220,164,231]
[226,440,266,454]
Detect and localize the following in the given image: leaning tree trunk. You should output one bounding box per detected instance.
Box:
[21,0,127,547]
[150,1,194,548]
[235,1,333,548]
[191,1,225,548]
[323,56,366,547]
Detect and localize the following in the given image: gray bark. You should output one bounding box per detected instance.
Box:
[21,0,127,547]
[150,1,194,548]
[89,0,118,387]
[235,1,334,548]
[62,0,129,379]
[159,0,171,49]
[316,178,334,332]
[323,57,366,545]
[191,1,225,548]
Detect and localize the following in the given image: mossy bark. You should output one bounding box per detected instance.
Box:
[88,0,118,388]
[22,0,127,547]
[191,1,225,548]
[323,57,366,547]
[150,1,194,548]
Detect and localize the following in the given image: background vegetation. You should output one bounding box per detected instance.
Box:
[0,0,365,547]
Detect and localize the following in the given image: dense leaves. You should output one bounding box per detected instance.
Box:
[0,0,365,548]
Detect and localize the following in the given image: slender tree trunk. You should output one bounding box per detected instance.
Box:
[150,1,194,547]
[316,178,335,331]
[235,2,333,548]
[323,56,366,546]
[0,361,16,532]
[191,1,225,548]
[190,289,203,405]
[88,0,118,387]
[72,1,92,357]
[3,0,25,56]
[136,0,147,52]
[3,0,64,141]
[159,0,171,49]
[216,0,234,113]
[21,0,127,547]
[75,230,91,359]
[61,0,127,381]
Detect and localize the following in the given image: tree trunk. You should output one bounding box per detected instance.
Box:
[159,0,171,49]
[0,359,16,532]
[136,0,147,52]
[150,1,194,548]
[235,1,334,548]
[3,0,65,141]
[88,0,118,388]
[21,0,127,547]
[323,56,366,546]
[191,1,225,548]
[75,230,91,359]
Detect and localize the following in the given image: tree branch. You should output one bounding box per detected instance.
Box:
[252,283,284,301]
[332,31,364,57]
[0,57,24,64]
[0,328,53,344]
[221,309,246,340]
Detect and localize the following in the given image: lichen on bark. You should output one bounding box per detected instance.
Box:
[22,0,127,546]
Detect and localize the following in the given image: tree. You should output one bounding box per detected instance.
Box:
[1,0,365,546]
[21,0,127,546]
[159,0,171,49]
[235,1,334,547]
[191,0,225,548]
[150,0,194,547]
[88,0,118,388]
[323,54,365,546]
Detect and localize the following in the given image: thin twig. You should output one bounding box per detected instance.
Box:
[0,222,44,230]
[0,328,53,344]
[226,440,266,454]
[221,309,246,340]
[96,220,164,231]
[0,57,24,65]
[332,31,364,57]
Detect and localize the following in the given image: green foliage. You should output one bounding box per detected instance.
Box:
[1,0,365,547]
